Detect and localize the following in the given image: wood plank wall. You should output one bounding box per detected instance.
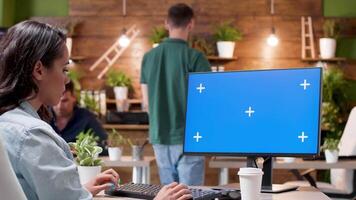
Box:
[31,0,356,185]
[33,0,356,98]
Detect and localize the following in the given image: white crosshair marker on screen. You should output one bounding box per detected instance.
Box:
[300,79,311,90]
[193,132,203,142]
[298,131,308,142]
[196,83,206,93]
[245,106,255,117]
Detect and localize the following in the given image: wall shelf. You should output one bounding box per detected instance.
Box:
[302,57,346,62]
[207,56,238,61]
[106,99,142,104]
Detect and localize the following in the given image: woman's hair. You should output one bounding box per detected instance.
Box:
[0,20,66,119]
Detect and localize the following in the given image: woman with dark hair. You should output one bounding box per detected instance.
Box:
[0,20,120,199]
[0,20,191,200]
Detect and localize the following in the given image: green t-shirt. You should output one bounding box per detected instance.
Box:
[140,38,211,145]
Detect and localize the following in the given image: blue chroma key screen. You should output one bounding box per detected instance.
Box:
[183,68,322,156]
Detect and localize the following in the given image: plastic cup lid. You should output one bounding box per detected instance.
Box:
[238,167,264,175]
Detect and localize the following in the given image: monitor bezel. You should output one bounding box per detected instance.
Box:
[183,67,322,157]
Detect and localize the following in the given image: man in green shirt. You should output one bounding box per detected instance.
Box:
[141,3,210,185]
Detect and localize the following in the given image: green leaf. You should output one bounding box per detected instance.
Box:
[71,133,103,166]
[213,22,242,42]
[107,129,128,147]
[93,159,102,166]
[106,69,132,88]
[80,157,93,166]
[149,26,168,44]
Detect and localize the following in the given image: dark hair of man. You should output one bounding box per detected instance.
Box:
[0,20,66,120]
[65,80,75,94]
[167,3,194,28]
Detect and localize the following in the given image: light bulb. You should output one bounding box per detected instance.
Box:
[267,33,279,47]
[118,34,130,47]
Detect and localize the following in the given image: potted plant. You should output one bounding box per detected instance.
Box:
[322,138,340,163]
[189,35,215,56]
[149,26,168,48]
[213,22,242,58]
[69,132,102,184]
[107,129,132,161]
[81,92,100,115]
[322,67,348,135]
[320,19,340,59]
[106,69,132,112]
[321,67,349,163]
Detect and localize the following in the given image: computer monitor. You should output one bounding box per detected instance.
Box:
[183,67,322,192]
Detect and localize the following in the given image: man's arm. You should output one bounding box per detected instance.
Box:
[192,52,211,72]
[141,84,149,113]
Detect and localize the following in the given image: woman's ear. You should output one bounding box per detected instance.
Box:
[32,61,45,81]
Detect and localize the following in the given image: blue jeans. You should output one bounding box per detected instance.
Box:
[152,144,205,185]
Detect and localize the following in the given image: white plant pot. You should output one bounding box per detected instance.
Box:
[114,87,129,112]
[217,41,235,58]
[152,43,159,48]
[66,37,73,58]
[77,165,101,184]
[108,147,123,161]
[282,157,296,163]
[325,149,339,163]
[319,38,336,59]
[114,87,128,100]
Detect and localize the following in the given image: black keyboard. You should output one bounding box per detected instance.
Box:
[303,155,356,161]
[105,183,222,200]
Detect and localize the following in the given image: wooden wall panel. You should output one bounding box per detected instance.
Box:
[33,0,356,99]
[31,0,356,185]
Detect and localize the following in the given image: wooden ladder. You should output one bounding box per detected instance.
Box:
[301,16,316,59]
[89,25,140,79]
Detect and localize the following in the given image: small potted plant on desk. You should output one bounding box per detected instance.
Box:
[213,21,242,58]
[322,138,340,163]
[149,26,168,48]
[106,69,132,112]
[107,129,132,161]
[69,131,102,184]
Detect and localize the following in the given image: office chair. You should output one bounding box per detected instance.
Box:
[284,107,356,199]
[0,134,27,200]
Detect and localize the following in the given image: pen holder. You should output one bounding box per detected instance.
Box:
[132,145,144,161]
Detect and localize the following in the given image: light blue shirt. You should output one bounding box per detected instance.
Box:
[0,101,92,200]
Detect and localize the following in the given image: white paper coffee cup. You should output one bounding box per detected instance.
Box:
[238,167,264,200]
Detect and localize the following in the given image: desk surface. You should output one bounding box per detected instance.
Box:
[93,186,330,200]
[209,157,356,169]
[101,156,155,167]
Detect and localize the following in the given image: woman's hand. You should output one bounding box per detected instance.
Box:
[154,182,192,200]
[84,168,119,196]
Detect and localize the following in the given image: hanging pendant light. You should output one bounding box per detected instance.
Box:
[118,0,130,47]
[267,27,279,47]
[118,29,130,47]
[266,0,279,47]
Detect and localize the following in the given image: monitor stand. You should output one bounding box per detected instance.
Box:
[246,157,298,193]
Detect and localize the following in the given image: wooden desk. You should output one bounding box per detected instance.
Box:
[101,156,155,184]
[209,157,356,185]
[93,186,330,200]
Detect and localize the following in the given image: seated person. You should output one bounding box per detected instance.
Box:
[0,20,191,200]
[50,80,107,154]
